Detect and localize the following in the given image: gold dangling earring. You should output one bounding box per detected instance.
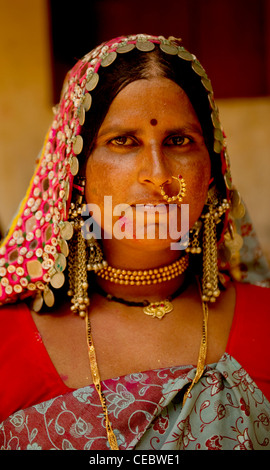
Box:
[201,187,230,303]
[186,220,202,254]
[86,236,108,272]
[160,175,187,203]
[201,203,219,302]
[67,201,90,317]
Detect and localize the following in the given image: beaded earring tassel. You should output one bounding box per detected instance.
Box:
[67,179,90,317]
[68,221,90,317]
[86,236,108,272]
[201,204,220,302]
[201,188,230,303]
[186,220,202,255]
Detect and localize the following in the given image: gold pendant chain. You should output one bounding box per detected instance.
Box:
[183,281,209,405]
[85,277,208,449]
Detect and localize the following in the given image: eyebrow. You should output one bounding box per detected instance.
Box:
[97,126,138,138]
[167,124,203,136]
[97,123,203,139]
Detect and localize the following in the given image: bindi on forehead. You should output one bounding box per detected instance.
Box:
[150,118,158,126]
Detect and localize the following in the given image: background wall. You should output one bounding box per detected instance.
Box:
[0,0,52,234]
[0,0,269,260]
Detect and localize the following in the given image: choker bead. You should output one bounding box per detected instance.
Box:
[96,254,189,285]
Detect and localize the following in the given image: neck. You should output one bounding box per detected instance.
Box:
[95,239,189,302]
[102,237,182,270]
[95,272,188,303]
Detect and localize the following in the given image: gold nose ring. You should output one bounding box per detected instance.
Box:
[160,175,187,203]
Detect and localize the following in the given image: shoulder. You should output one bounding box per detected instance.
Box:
[0,302,35,354]
[0,301,30,320]
[0,302,40,356]
[235,281,270,303]
[227,282,270,400]
[233,281,270,323]
[229,281,270,343]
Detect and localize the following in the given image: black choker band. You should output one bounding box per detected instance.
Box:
[95,274,191,319]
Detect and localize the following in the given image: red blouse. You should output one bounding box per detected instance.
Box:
[0,282,269,422]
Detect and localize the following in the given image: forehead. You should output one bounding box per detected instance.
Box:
[98,77,201,129]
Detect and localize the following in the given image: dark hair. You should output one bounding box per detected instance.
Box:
[79,47,224,193]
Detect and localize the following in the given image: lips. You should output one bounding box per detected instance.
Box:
[117,204,171,228]
[132,200,169,206]
[114,200,180,241]
[118,200,179,218]
[136,204,168,215]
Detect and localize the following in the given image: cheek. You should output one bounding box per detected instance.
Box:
[84,155,135,235]
[184,157,211,227]
[85,153,131,206]
[85,155,112,205]
[85,168,102,205]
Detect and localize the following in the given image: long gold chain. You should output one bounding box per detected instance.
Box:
[85,279,208,449]
[183,283,209,405]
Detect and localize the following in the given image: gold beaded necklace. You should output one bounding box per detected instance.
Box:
[96,253,189,286]
[96,254,189,319]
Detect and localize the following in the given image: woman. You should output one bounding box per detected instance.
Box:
[0,34,269,450]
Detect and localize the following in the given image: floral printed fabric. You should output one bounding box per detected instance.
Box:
[1,353,269,450]
[234,206,270,287]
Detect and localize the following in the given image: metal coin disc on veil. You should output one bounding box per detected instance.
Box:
[192,61,207,78]
[73,135,83,155]
[117,43,135,53]
[86,72,99,91]
[59,238,69,257]
[214,128,224,142]
[201,77,213,93]
[70,156,79,176]
[136,40,155,52]
[230,189,246,219]
[83,93,92,111]
[224,232,244,254]
[60,221,74,240]
[31,292,44,312]
[43,287,55,307]
[101,52,117,67]
[232,202,246,219]
[214,139,223,154]
[50,271,65,289]
[160,43,178,55]
[79,106,85,126]
[178,49,195,61]
[231,189,241,208]
[54,253,67,273]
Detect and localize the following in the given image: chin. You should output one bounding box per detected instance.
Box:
[122,228,182,252]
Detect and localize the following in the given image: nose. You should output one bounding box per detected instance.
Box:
[137,142,173,188]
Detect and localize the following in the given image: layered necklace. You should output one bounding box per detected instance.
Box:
[95,272,191,319]
[96,253,189,319]
[85,255,209,450]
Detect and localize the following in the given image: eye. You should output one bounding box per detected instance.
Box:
[165,135,192,146]
[109,136,136,146]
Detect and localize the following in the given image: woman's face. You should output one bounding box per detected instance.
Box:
[85,77,211,250]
